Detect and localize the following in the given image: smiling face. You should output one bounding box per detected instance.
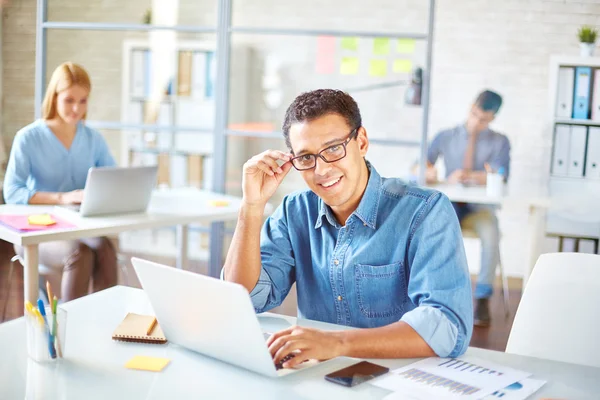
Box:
[55,84,89,125]
[289,113,370,224]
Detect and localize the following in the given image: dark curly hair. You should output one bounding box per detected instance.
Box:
[282,89,362,150]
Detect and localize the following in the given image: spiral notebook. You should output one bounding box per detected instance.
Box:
[112,313,167,344]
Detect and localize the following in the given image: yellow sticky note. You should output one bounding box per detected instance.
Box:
[369,59,387,77]
[373,38,390,55]
[340,57,359,75]
[27,214,56,226]
[393,59,412,73]
[397,38,416,54]
[340,37,358,51]
[209,199,230,207]
[125,356,170,372]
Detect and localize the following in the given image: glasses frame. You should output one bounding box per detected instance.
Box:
[290,127,360,171]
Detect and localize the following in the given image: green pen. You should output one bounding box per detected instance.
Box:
[51,296,58,338]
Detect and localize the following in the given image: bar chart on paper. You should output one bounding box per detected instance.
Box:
[373,356,531,399]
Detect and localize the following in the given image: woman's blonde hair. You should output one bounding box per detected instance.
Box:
[42,62,92,120]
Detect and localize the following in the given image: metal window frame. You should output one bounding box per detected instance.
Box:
[34,0,435,277]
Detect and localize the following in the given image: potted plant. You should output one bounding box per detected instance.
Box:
[578,25,597,57]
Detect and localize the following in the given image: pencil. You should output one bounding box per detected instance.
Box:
[46,281,53,307]
[146,317,157,336]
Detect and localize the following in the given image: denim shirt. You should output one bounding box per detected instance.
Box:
[251,163,473,357]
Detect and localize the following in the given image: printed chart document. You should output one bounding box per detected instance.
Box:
[373,356,531,399]
[482,378,546,399]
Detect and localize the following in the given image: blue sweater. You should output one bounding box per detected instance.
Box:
[3,120,116,204]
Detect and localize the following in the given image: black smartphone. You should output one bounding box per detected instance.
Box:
[324,361,390,387]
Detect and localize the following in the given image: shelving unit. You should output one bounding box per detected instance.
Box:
[547,55,600,241]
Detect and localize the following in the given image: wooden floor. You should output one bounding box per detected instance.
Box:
[0,239,521,352]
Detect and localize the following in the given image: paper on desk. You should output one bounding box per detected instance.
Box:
[373,356,531,399]
[125,355,170,372]
[483,378,546,399]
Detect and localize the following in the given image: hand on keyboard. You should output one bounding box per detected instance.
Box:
[275,353,296,370]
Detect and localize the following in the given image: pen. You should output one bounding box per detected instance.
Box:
[52,296,63,358]
[51,296,58,338]
[146,317,157,336]
[37,298,57,359]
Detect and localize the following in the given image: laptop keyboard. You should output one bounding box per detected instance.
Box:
[275,353,296,370]
[264,332,296,370]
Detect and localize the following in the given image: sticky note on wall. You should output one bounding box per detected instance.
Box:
[397,38,416,54]
[369,59,387,77]
[373,38,390,55]
[393,59,413,73]
[340,57,359,75]
[341,37,358,51]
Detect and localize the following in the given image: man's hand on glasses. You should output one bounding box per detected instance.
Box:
[242,150,293,208]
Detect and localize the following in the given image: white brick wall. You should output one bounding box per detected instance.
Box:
[3,0,600,275]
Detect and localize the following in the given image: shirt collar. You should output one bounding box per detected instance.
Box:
[314,161,381,230]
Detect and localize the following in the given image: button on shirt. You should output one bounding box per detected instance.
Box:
[427,125,511,179]
[4,120,116,204]
[250,163,473,357]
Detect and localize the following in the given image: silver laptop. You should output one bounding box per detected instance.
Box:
[131,257,321,377]
[68,166,157,217]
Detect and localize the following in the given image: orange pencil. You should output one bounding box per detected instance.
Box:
[46,281,53,306]
[146,317,157,336]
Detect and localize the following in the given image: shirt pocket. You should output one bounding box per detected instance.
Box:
[354,261,406,319]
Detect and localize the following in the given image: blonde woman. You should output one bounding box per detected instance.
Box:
[3,62,118,301]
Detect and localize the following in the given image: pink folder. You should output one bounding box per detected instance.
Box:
[0,214,76,232]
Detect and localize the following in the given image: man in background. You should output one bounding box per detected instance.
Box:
[424,90,510,327]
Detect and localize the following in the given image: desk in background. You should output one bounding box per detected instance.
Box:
[0,188,252,304]
[0,286,597,399]
[428,184,551,291]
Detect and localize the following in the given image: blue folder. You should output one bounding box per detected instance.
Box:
[573,66,592,119]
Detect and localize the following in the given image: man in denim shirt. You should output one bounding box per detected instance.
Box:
[223,89,472,369]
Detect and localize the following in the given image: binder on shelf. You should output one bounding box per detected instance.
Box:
[128,101,143,124]
[572,66,592,119]
[131,50,145,99]
[177,51,193,97]
[555,67,574,118]
[586,127,600,179]
[592,69,600,121]
[552,124,570,176]
[157,153,170,186]
[568,125,587,178]
[205,51,216,99]
[191,52,207,100]
[156,103,173,150]
[169,153,188,188]
[144,50,153,99]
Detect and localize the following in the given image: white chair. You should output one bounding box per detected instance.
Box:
[462,228,510,318]
[506,252,600,368]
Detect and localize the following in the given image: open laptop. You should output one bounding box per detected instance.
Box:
[64,166,157,217]
[131,257,322,377]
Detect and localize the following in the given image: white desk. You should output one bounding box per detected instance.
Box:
[0,188,246,303]
[0,286,597,399]
[429,184,551,290]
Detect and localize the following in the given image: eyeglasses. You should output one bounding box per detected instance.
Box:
[290,127,360,171]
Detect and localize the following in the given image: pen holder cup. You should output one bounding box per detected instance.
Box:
[486,173,505,197]
[25,306,67,363]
